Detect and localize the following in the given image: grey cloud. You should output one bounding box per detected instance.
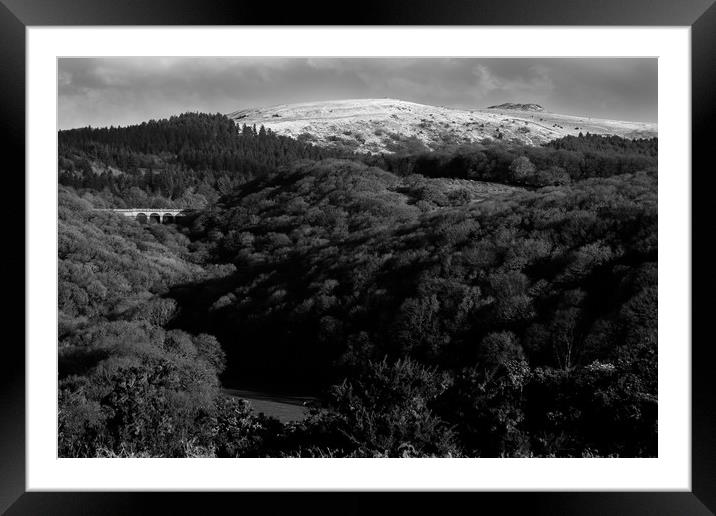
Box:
[58,57,657,129]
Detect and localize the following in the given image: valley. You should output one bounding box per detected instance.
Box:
[57,107,658,459]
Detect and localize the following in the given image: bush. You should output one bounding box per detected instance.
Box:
[320,358,461,457]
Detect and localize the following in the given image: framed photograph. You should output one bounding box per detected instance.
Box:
[5,0,714,513]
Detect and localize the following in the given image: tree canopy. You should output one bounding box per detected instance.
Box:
[57,114,658,458]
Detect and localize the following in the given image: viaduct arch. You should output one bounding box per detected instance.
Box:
[95,208,187,224]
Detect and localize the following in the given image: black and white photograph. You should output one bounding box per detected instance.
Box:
[56,56,659,459]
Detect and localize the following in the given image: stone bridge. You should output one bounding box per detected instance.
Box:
[96,208,188,224]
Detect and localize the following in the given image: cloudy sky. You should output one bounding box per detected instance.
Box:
[58,58,657,130]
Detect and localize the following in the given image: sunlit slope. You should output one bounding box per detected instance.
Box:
[228,98,657,153]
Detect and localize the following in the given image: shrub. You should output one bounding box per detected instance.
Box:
[321,358,461,457]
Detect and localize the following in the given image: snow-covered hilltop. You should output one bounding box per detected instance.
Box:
[227,98,657,154]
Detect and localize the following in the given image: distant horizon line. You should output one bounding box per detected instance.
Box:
[58,97,658,131]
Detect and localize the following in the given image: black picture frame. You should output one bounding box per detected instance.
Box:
[3,1,713,514]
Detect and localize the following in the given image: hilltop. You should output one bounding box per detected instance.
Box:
[486,102,544,112]
[227,98,657,154]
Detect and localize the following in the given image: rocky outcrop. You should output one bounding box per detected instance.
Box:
[486,103,544,112]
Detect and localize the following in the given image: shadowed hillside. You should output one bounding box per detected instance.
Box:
[58,113,658,458]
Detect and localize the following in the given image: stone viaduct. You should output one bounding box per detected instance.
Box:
[95,208,187,224]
